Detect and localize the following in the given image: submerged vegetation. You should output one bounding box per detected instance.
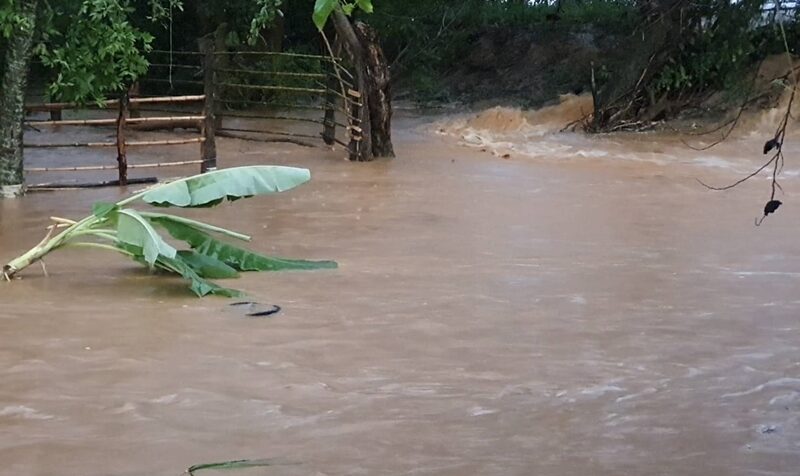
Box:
[2,166,337,296]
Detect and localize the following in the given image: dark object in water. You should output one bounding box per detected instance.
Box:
[188,458,296,475]
[247,305,281,317]
[229,301,282,317]
[763,137,780,155]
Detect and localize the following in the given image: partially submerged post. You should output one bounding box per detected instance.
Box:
[199,38,218,172]
[116,92,129,186]
[322,61,338,146]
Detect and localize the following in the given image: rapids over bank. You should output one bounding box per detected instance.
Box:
[1,105,800,475]
[436,92,800,180]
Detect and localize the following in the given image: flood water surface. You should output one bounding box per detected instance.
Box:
[2,107,800,475]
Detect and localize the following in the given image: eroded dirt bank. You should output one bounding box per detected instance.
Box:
[1,110,800,475]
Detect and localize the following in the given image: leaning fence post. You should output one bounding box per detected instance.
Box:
[322,60,338,145]
[128,82,141,119]
[200,38,217,172]
[347,88,363,160]
[116,91,129,185]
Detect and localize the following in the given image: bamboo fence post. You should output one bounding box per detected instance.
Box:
[322,65,338,145]
[129,82,141,118]
[116,92,129,185]
[200,38,218,172]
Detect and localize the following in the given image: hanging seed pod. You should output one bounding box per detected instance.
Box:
[764,200,782,215]
[764,137,780,155]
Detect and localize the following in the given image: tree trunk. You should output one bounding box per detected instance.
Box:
[331,10,372,161]
[0,0,37,198]
[353,21,395,158]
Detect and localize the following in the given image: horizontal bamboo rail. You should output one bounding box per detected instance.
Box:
[140,78,204,86]
[128,160,204,169]
[148,63,202,70]
[27,159,204,173]
[27,164,127,172]
[127,137,205,147]
[24,137,204,149]
[25,95,205,112]
[217,127,320,140]
[24,141,116,148]
[25,115,206,127]
[215,82,326,94]
[218,98,327,110]
[127,115,205,124]
[150,50,205,55]
[150,49,340,61]
[131,95,205,104]
[218,51,339,61]
[216,68,325,79]
[322,133,350,148]
[220,110,345,126]
[28,177,158,190]
[26,118,119,127]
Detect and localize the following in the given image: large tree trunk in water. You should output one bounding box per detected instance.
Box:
[0,0,37,198]
[331,10,394,161]
[331,10,372,161]
[354,21,394,158]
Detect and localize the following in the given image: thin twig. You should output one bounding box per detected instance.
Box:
[697,21,796,226]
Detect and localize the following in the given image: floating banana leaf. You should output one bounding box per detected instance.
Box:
[177,250,240,279]
[116,209,177,266]
[140,166,311,208]
[149,214,338,271]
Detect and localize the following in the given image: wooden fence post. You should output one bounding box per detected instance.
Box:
[200,38,217,172]
[129,82,141,119]
[116,91,129,185]
[322,62,337,145]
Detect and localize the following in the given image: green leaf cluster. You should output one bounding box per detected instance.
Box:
[0,0,35,39]
[312,0,373,31]
[3,166,337,297]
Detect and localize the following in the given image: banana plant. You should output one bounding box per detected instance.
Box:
[2,166,337,297]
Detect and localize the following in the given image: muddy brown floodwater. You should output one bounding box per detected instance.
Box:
[2,103,800,476]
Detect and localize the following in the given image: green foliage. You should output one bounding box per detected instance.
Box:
[33,0,174,103]
[248,0,283,45]
[3,166,337,297]
[651,0,768,98]
[193,0,283,48]
[366,0,637,101]
[0,0,35,39]
[140,165,311,207]
[312,0,373,31]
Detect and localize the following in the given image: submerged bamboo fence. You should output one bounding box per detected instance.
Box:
[23,43,360,189]
[23,93,212,187]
